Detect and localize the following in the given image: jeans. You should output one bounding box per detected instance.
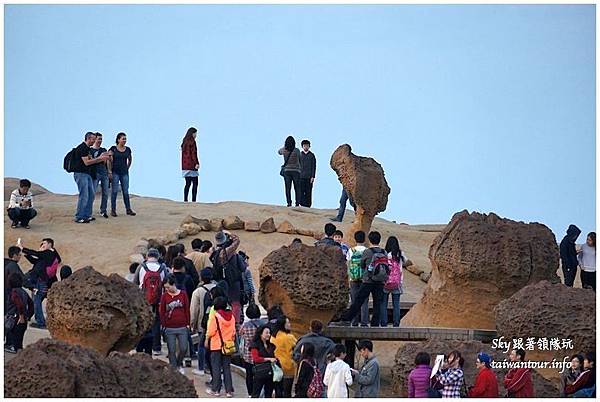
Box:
[184,176,198,202]
[74,172,95,220]
[243,361,255,396]
[7,208,37,226]
[581,271,596,291]
[211,351,234,393]
[33,280,48,326]
[93,172,109,214]
[341,282,384,326]
[283,171,300,206]
[197,331,206,371]
[151,307,162,352]
[6,322,27,350]
[164,327,189,368]
[111,172,131,212]
[335,188,354,221]
[350,282,369,326]
[380,290,401,327]
[299,178,313,207]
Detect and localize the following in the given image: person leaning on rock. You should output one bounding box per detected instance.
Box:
[7,179,37,229]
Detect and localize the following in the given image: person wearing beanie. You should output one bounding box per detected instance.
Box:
[189,267,217,376]
[469,352,499,398]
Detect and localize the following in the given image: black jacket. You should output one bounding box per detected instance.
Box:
[560,225,581,270]
[300,151,316,179]
[4,258,23,289]
[22,248,61,283]
[294,358,316,397]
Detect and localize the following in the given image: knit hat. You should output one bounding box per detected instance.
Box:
[147,248,160,259]
[215,231,228,246]
[200,268,213,281]
[478,352,492,368]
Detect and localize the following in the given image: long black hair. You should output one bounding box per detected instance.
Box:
[385,236,404,263]
[272,315,290,337]
[165,245,180,268]
[181,127,197,148]
[115,132,127,145]
[588,232,596,248]
[300,342,315,360]
[284,136,295,152]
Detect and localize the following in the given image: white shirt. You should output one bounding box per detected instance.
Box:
[347,245,367,261]
[323,359,353,398]
[578,244,596,272]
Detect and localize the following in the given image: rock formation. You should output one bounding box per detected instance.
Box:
[277,220,296,234]
[223,215,244,230]
[330,144,390,243]
[46,266,154,356]
[244,220,261,231]
[258,242,348,336]
[391,339,560,398]
[180,214,211,230]
[4,339,197,398]
[260,217,277,233]
[402,210,560,329]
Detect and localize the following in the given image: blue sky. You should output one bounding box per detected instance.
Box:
[4,4,596,240]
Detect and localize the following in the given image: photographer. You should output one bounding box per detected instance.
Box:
[7,179,37,229]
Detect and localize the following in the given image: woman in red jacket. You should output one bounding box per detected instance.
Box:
[468,352,499,398]
[159,274,190,374]
[181,127,200,202]
[503,349,534,398]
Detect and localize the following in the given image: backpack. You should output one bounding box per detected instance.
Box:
[200,286,214,330]
[46,257,60,279]
[384,258,402,291]
[304,359,323,398]
[367,248,390,283]
[63,148,77,172]
[348,247,365,281]
[141,263,165,305]
[211,248,244,287]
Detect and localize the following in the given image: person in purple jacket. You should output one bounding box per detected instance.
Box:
[408,352,432,398]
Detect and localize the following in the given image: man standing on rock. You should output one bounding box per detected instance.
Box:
[560,224,581,287]
[90,133,110,219]
[299,139,316,208]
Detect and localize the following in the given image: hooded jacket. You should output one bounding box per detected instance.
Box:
[324,359,353,398]
[468,366,499,398]
[293,332,335,377]
[560,225,582,270]
[503,367,534,398]
[206,309,235,352]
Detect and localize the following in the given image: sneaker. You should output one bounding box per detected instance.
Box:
[205,389,220,397]
[29,322,47,329]
[111,210,117,217]
[23,225,31,229]
[178,367,185,375]
[75,218,89,224]
[89,217,96,221]
[4,345,16,354]
[11,221,18,228]
[126,209,137,216]
[330,218,342,222]
[226,393,234,398]
[101,212,109,219]
[192,369,205,376]
[330,320,351,327]
[152,350,162,356]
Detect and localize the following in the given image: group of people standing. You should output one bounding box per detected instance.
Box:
[560,225,596,290]
[278,136,317,208]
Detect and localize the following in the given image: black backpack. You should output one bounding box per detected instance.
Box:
[63,148,77,173]
[200,285,214,330]
[211,248,244,287]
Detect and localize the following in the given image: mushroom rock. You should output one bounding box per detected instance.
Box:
[402,210,560,329]
[210,218,224,232]
[180,223,202,236]
[180,214,210,230]
[223,215,245,230]
[244,220,261,231]
[330,144,390,244]
[260,217,277,234]
[258,243,348,336]
[46,266,153,356]
[277,220,296,234]
[4,338,197,398]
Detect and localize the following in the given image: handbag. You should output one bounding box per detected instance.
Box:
[215,313,237,356]
[4,313,16,333]
[254,361,273,381]
[280,149,293,177]
[272,362,284,383]
[427,377,443,398]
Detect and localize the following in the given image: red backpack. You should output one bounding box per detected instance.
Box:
[304,359,323,398]
[384,258,403,291]
[141,263,165,305]
[46,258,60,279]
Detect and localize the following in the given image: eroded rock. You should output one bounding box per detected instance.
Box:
[210,218,224,232]
[223,215,244,230]
[277,220,296,234]
[244,220,261,231]
[260,218,277,234]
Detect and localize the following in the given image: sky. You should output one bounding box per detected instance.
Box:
[4,4,596,241]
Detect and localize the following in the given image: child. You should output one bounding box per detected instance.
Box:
[323,344,353,398]
[126,262,139,283]
[59,265,72,281]
[333,230,350,258]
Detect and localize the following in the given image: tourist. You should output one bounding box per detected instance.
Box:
[299,139,316,207]
[267,304,285,333]
[203,284,230,384]
[7,179,37,228]
[336,231,387,327]
[407,352,432,398]
[271,315,298,397]
[291,238,303,245]
[199,240,214,270]
[157,245,167,265]
[561,354,584,396]
[503,348,534,397]
[90,133,110,218]
[159,274,190,374]
[206,296,236,398]
[59,265,72,281]
[578,232,596,290]
[210,231,245,324]
[315,223,340,247]
[559,224,581,287]
[565,352,595,397]
[181,127,200,202]
[333,230,350,257]
[4,273,33,353]
[352,340,381,398]
[323,344,353,398]
[187,238,204,272]
[190,268,217,376]
[381,236,404,327]
[293,319,335,383]
[4,246,24,305]
[172,257,195,300]
[126,263,138,282]
[20,238,61,329]
[348,231,369,327]
[434,350,465,398]
[278,135,302,207]
[250,325,278,398]
[331,187,354,223]
[294,342,318,397]
[468,352,499,397]
[239,251,256,304]
[108,132,136,217]
[240,303,267,396]
[71,132,111,223]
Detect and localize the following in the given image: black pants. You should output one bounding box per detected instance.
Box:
[243,361,255,396]
[136,335,153,355]
[6,322,27,350]
[581,271,596,291]
[275,377,293,398]
[252,373,274,398]
[184,176,198,202]
[283,171,300,207]
[299,178,313,207]
[8,208,37,226]
[563,266,577,287]
[151,307,162,352]
[341,282,384,326]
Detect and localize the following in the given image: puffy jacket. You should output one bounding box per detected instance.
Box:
[469,367,499,398]
[206,309,236,352]
[271,331,297,377]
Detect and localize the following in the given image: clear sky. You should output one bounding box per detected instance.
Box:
[4,4,596,241]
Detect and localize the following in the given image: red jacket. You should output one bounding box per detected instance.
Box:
[159,291,190,328]
[503,368,534,398]
[469,367,499,398]
[181,140,199,170]
[565,369,594,395]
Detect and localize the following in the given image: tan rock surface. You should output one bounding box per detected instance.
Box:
[276,220,296,234]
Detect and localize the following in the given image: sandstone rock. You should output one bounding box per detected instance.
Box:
[419,272,431,283]
[146,238,164,249]
[277,220,296,234]
[174,228,187,239]
[330,144,390,244]
[210,218,224,232]
[260,217,277,234]
[402,210,560,329]
[495,280,596,355]
[181,223,201,236]
[404,264,423,276]
[181,214,210,230]
[4,338,197,398]
[133,240,149,256]
[296,228,314,237]
[259,243,348,336]
[404,258,414,268]
[244,220,261,232]
[46,266,154,356]
[392,339,559,398]
[129,254,144,264]
[223,215,245,230]
[313,232,324,241]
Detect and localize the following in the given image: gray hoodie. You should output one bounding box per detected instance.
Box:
[293,332,335,377]
[355,355,380,398]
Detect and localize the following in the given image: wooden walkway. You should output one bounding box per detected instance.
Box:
[324,325,497,343]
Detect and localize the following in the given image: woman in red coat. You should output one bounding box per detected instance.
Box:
[181,127,200,202]
[468,352,499,398]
